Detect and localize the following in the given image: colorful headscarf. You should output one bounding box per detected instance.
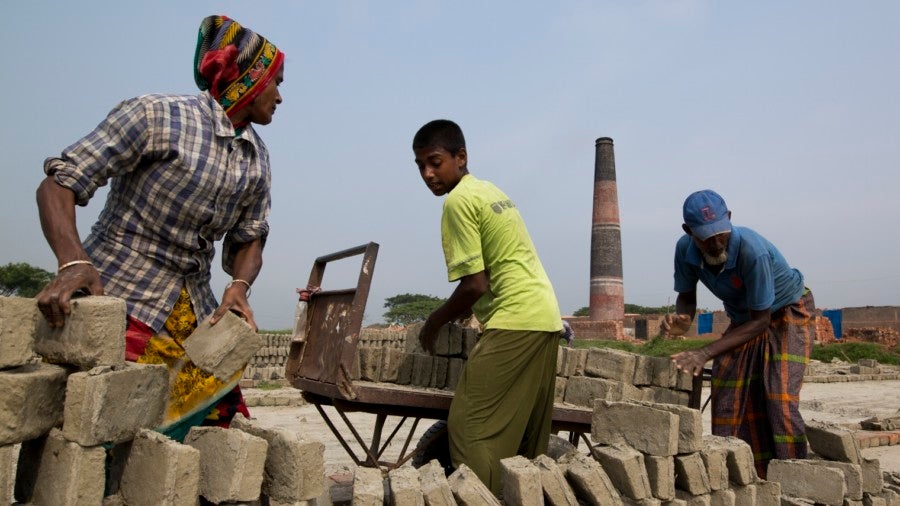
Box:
[194,15,284,119]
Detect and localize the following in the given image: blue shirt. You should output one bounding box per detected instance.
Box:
[44,92,271,331]
[673,226,804,324]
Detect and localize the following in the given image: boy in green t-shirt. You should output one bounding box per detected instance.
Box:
[412,119,563,495]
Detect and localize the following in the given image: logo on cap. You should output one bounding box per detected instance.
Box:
[701,206,716,222]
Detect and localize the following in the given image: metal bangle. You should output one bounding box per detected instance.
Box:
[227,278,252,297]
[57,260,94,273]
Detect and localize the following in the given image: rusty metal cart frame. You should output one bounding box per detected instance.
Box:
[285,242,704,471]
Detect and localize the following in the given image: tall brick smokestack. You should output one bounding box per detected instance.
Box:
[589,137,624,321]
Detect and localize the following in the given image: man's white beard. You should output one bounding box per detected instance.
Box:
[703,251,728,266]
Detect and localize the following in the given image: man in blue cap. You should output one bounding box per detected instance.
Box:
[663,190,815,478]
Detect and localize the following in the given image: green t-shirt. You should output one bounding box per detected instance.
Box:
[441,174,562,332]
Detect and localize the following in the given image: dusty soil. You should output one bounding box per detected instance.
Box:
[248,379,900,475]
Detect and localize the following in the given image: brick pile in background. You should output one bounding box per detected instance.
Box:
[805,358,900,383]
[351,322,477,390]
[0,295,325,505]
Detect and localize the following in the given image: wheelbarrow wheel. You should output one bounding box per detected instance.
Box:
[412,420,453,475]
[412,421,580,475]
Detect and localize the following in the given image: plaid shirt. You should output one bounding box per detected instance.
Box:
[44,92,271,332]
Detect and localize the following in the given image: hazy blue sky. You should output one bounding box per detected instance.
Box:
[3,2,898,329]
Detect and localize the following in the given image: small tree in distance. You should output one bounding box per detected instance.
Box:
[0,262,54,298]
[383,293,447,326]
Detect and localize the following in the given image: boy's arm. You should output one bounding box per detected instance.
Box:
[419,271,488,353]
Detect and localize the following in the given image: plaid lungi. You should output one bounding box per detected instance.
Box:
[710,290,815,477]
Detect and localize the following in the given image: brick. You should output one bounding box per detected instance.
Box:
[434,323,451,356]
[62,363,168,446]
[709,488,735,506]
[411,353,433,387]
[874,489,899,506]
[396,352,414,385]
[644,386,691,406]
[533,454,578,506]
[555,376,567,403]
[592,401,679,456]
[462,328,478,358]
[388,465,424,505]
[353,466,385,506]
[446,357,464,390]
[861,458,884,494]
[805,420,863,464]
[560,452,623,505]
[593,444,652,500]
[810,458,863,500]
[645,455,675,501]
[699,438,729,491]
[649,356,677,388]
[183,311,263,382]
[0,362,67,445]
[430,356,448,389]
[418,459,456,506]
[565,376,626,407]
[501,455,543,506]
[0,444,15,505]
[647,402,703,454]
[119,429,200,506]
[767,459,846,505]
[0,296,38,369]
[633,354,653,386]
[557,346,565,376]
[754,479,782,506]
[584,348,637,383]
[358,347,384,382]
[231,414,325,502]
[405,322,425,354]
[561,348,588,377]
[675,369,694,392]
[30,429,106,505]
[703,436,756,486]
[34,295,126,368]
[730,484,755,506]
[184,426,268,503]
[448,323,465,356]
[674,452,710,495]
[864,493,888,506]
[675,490,711,505]
[448,463,501,505]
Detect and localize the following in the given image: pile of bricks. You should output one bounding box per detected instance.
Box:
[844,327,899,349]
[556,347,695,408]
[243,333,293,384]
[816,315,837,344]
[347,400,899,505]
[0,295,325,504]
[770,420,897,505]
[352,322,477,390]
[805,358,900,383]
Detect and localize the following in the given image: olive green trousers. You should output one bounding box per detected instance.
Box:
[447,328,559,496]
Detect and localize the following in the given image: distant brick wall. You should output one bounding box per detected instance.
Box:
[565,318,624,341]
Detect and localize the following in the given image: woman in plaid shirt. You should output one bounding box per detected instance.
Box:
[34,15,285,440]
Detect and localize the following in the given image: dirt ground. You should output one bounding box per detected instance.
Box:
[248,379,900,475]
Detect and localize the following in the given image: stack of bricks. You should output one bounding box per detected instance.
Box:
[357,326,407,349]
[768,420,897,505]
[805,358,900,383]
[348,403,898,505]
[243,332,292,384]
[844,327,899,348]
[816,315,837,344]
[352,322,477,390]
[0,295,325,505]
[556,346,695,409]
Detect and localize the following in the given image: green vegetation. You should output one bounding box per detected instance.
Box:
[572,337,712,357]
[255,381,283,390]
[811,341,900,366]
[573,304,676,317]
[0,262,54,298]
[383,293,447,325]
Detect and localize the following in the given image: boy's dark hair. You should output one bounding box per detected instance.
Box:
[413,119,466,155]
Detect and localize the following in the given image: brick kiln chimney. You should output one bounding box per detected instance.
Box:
[589,137,624,321]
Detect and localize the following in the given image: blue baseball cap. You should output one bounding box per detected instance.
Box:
[683,190,732,240]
